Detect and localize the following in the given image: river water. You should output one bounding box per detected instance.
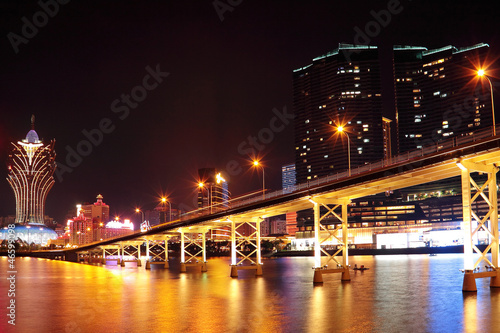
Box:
[1,254,499,333]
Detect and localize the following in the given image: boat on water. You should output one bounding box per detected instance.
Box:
[353,265,369,271]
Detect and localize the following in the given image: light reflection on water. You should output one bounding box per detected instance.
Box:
[1,254,498,333]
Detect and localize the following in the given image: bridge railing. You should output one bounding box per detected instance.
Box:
[177,126,497,222]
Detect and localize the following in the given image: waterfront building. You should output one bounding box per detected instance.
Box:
[82,194,110,224]
[293,44,384,184]
[281,163,296,193]
[95,218,134,240]
[6,115,56,224]
[67,205,94,246]
[394,43,491,153]
[291,193,492,251]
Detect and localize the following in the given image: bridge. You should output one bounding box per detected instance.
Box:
[37,127,500,292]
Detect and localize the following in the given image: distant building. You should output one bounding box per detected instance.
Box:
[293,44,384,184]
[393,43,490,153]
[197,168,230,212]
[6,115,56,224]
[67,206,94,246]
[96,219,134,240]
[281,164,296,194]
[82,194,110,224]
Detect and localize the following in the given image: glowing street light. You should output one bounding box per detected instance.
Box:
[135,208,145,223]
[198,182,212,213]
[252,160,265,200]
[477,69,496,136]
[161,197,172,222]
[337,126,351,176]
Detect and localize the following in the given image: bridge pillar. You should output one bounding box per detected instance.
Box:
[180,229,186,272]
[179,227,209,273]
[458,160,499,291]
[143,235,170,269]
[120,243,126,267]
[228,217,263,278]
[310,197,351,284]
[230,218,237,277]
[145,239,150,269]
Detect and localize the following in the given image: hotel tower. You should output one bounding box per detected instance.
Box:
[7,116,56,224]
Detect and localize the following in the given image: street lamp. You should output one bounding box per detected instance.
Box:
[161,197,172,222]
[337,126,351,176]
[198,182,212,213]
[477,69,496,136]
[252,160,265,200]
[135,208,145,223]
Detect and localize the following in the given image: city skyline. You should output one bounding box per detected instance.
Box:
[1,1,498,223]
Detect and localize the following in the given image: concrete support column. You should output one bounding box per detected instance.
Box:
[341,203,351,281]
[180,229,186,273]
[230,219,238,277]
[461,168,474,272]
[256,218,262,276]
[145,240,150,269]
[201,232,207,272]
[164,238,169,269]
[120,244,125,267]
[489,170,499,288]
[313,201,323,284]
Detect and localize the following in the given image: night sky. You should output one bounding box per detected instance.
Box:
[0,0,498,224]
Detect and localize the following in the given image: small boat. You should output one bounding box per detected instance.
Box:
[353,265,369,271]
[429,253,437,256]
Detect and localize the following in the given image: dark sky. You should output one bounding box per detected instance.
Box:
[1,0,498,224]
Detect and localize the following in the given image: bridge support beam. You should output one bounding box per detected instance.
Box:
[311,197,351,284]
[228,217,263,278]
[179,228,209,273]
[144,235,169,269]
[100,245,121,265]
[458,160,499,291]
[117,241,143,267]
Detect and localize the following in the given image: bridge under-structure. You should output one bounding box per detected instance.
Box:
[37,130,500,291]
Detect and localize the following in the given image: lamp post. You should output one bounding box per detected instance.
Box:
[252,160,265,200]
[198,182,212,213]
[161,197,172,222]
[478,69,496,136]
[337,126,351,176]
[135,208,145,223]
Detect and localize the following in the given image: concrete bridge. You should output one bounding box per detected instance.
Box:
[35,127,500,292]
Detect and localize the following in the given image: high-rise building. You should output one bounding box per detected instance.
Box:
[67,206,94,246]
[394,43,491,153]
[281,163,296,194]
[293,44,384,184]
[197,168,230,212]
[82,194,110,224]
[281,163,298,235]
[7,115,56,224]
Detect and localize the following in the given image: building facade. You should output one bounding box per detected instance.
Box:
[7,116,56,224]
[281,163,296,193]
[197,168,230,211]
[293,44,384,184]
[394,43,491,153]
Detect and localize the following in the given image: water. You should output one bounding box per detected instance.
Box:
[1,254,499,333]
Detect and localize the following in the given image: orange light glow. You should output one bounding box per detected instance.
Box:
[477,69,485,77]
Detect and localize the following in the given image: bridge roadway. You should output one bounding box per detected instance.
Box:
[38,128,500,291]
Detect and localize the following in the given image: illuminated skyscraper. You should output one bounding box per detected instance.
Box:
[293,44,384,184]
[197,168,230,211]
[393,43,491,153]
[7,116,56,224]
